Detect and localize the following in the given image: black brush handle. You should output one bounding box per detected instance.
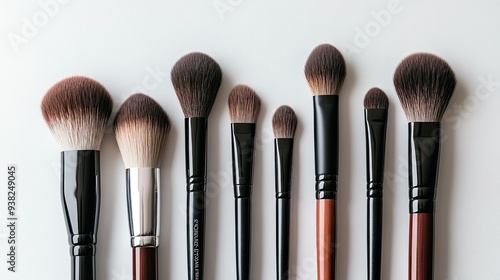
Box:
[61,150,100,280]
[364,109,388,280]
[235,197,251,280]
[276,198,290,280]
[274,138,294,280]
[185,118,208,280]
[231,123,256,280]
[408,122,441,214]
[187,191,205,280]
[72,255,95,280]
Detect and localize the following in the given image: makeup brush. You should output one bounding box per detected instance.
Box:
[363,88,389,280]
[114,93,170,280]
[41,76,113,280]
[227,85,261,280]
[304,43,346,280]
[272,105,297,280]
[393,53,456,280]
[171,52,222,280]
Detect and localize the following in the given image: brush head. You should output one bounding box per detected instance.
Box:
[304,44,346,96]
[394,53,456,122]
[41,76,113,151]
[171,52,222,118]
[364,87,389,109]
[228,85,261,123]
[114,93,170,168]
[272,105,297,139]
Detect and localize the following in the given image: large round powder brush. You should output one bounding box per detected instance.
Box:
[41,76,113,280]
[114,93,170,280]
[393,53,456,280]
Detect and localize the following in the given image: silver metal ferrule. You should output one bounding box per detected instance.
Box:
[126,168,160,248]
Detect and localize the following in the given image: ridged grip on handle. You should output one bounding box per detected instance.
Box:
[408,122,441,214]
[316,199,336,280]
[276,198,291,280]
[133,247,158,280]
[185,118,208,280]
[313,96,339,200]
[409,213,434,280]
[61,150,100,280]
[235,198,251,280]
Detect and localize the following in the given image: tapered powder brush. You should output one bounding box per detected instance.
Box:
[363,88,389,280]
[41,76,113,280]
[393,53,456,280]
[272,105,297,280]
[304,43,346,280]
[114,93,170,280]
[171,52,222,280]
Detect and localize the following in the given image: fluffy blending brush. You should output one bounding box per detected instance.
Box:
[114,93,170,280]
[363,88,389,280]
[41,76,113,280]
[228,85,261,280]
[393,53,456,280]
[272,105,297,280]
[171,52,222,280]
[304,43,346,280]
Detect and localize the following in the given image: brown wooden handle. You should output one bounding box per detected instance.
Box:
[409,213,434,280]
[316,199,336,280]
[133,247,158,280]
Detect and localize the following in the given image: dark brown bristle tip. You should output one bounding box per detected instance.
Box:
[228,85,261,123]
[364,87,389,109]
[114,93,170,168]
[272,105,297,139]
[114,93,170,133]
[171,52,222,118]
[304,44,346,96]
[394,53,456,122]
[40,76,113,150]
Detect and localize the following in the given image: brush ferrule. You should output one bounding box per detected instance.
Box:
[313,96,339,200]
[408,122,441,213]
[231,123,256,199]
[274,138,294,199]
[61,150,100,255]
[126,168,160,247]
[185,118,208,193]
[365,109,388,198]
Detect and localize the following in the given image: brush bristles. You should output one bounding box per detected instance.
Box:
[228,85,261,123]
[364,87,389,109]
[272,105,297,139]
[114,93,170,168]
[394,53,456,122]
[304,44,346,96]
[41,76,113,151]
[171,52,222,118]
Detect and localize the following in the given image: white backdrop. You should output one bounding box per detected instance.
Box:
[1,1,499,279]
